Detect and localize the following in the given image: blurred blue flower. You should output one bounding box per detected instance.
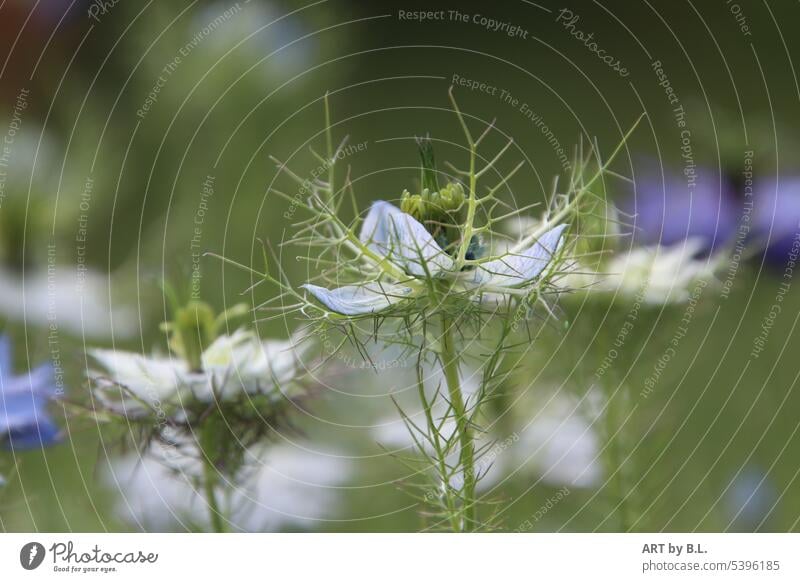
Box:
[627,166,738,253]
[0,337,60,450]
[752,177,800,266]
[725,466,777,531]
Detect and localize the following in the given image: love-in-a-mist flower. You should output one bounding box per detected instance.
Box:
[301,200,568,316]
[298,136,566,314]
[86,297,311,532]
[237,93,641,532]
[0,336,61,450]
[89,301,304,411]
[90,326,302,409]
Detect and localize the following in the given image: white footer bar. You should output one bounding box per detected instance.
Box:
[1,533,797,581]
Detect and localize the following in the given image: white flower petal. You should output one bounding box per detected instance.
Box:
[0,266,137,339]
[302,282,412,316]
[89,349,187,405]
[257,338,301,388]
[359,201,397,250]
[104,441,352,531]
[199,330,301,400]
[512,391,602,489]
[569,237,719,305]
[359,201,453,276]
[478,224,567,287]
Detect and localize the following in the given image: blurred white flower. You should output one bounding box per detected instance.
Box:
[105,441,351,532]
[0,265,136,338]
[509,391,602,489]
[199,329,300,400]
[373,384,602,491]
[89,349,187,410]
[566,238,725,305]
[89,329,302,410]
[232,445,350,532]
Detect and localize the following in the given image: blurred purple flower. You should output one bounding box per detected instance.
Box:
[751,177,800,266]
[0,337,60,450]
[32,0,90,25]
[626,166,738,253]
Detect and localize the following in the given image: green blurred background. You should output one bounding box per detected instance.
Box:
[1,0,799,532]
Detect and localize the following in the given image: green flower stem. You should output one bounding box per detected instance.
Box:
[202,457,226,533]
[415,366,461,533]
[449,88,478,270]
[199,425,226,533]
[598,318,634,531]
[439,311,476,532]
[324,92,335,206]
[603,383,633,531]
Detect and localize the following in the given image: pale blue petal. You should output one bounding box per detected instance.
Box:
[0,385,54,434]
[26,363,57,397]
[302,282,412,315]
[359,201,396,250]
[477,224,567,287]
[3,417,60,450]
[359,201,453,276]
[0,336,12,379]
[0,336,60,449]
